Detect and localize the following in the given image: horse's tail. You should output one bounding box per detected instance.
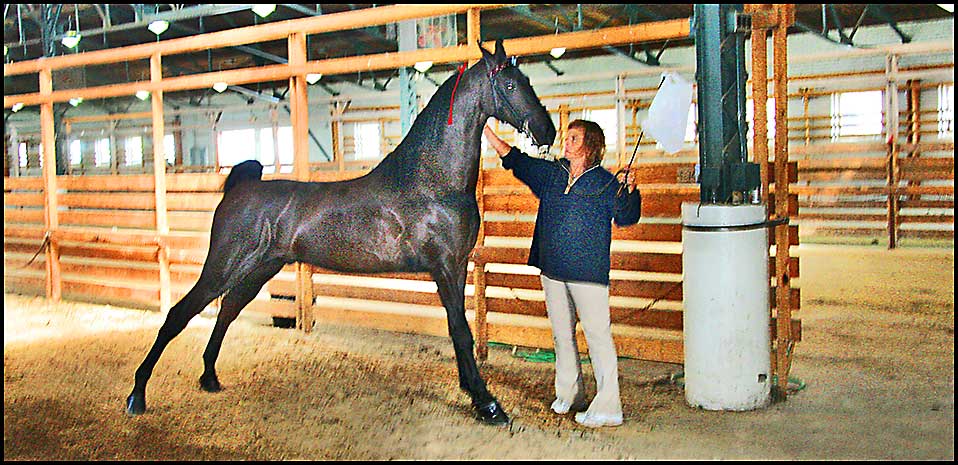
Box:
[223,160,264,193]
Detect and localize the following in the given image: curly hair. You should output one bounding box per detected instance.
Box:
[568,119,606,167]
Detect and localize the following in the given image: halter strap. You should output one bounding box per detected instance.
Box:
[487,57,527,135]
[447,63,468,126]
[487,56,517,80]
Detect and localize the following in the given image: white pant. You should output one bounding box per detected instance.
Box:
[540,274,622,417]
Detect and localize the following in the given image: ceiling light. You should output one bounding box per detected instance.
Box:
[937,4,954,13]
[69,97,83,107]
[212,82,229,93]
[12,103,24,112]
[148,20,170,36]
[61,31,81,49]
[252,4,276,18]
[306,73,323,84]
[413,61,433,73]
[135,90,151,101]
[550,47,566,59]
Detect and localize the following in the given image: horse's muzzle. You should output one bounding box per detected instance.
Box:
[525,113,557,149]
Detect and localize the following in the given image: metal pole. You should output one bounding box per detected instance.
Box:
[398,20,418,137]
[693,4,759,205]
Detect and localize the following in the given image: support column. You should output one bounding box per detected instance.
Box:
[39,67,61,303]
[398,20,418,137]
[749,4,770,201]
[616,74,626,166]
[151,52,172,313]
[772,4,795,399]
[694,4,760,204]
[885,54,901,249]
[465,8,490,361]
[289,31,315,332]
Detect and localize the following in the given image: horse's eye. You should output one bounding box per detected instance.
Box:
[505,82,515,91]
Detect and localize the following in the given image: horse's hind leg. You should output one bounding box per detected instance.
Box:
[433,262,509,425]
[199,259,285,392]
[126,277,224,414]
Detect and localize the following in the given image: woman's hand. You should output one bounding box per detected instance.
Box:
[483,124,512,157]
[616,169,636,193]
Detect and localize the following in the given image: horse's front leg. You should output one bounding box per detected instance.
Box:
[433,262,509,425]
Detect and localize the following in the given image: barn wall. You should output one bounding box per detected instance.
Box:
[7,17,953,243]
[2,8,950,377]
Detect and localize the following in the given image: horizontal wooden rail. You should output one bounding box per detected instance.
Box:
[4,18,690,108]
[3,5,512,76]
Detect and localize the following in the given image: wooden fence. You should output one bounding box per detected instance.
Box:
[3,155,803,370]
[5,4,841,398]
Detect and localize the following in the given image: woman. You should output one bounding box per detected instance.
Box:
[483,119,641,428]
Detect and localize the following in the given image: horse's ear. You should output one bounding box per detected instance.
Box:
[494,39,506,60]
[478,39,494,62]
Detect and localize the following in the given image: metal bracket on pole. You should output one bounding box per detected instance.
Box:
[693,4,761,205]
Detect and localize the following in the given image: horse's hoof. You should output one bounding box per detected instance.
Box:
[126,393,146,415]
[199,373,222,392]
[474,400,510,425]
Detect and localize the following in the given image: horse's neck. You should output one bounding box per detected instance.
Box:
[386,70,487,194]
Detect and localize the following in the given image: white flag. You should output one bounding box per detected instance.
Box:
[641,72,694,154]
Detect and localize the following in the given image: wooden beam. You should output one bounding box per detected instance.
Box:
[772,3,794,399]
[288,31,315,333]
[151,53,172,313]
[39,67,61,302]
[747,4,771,202]
[886,54,901,250]
[5,19,691,108]
[288,32,310,181]
[4,4,513,77]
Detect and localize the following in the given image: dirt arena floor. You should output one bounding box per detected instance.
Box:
[3,243,954,460]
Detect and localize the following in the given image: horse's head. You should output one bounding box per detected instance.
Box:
[479,39,557,151]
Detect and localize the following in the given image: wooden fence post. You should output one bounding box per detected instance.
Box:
[151,52,172,313]
[467,7,490,360]
[39,67,61,302]
[289,31,315,332]
[885,54,901,249]
[473,256,488,361]
[772,3,795,399]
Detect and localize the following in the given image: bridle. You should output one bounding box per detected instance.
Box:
[486,56,537,143]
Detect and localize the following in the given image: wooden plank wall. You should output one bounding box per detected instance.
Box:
[4,173,220,308]
[762,73,954,244]
[3,153,802,365]
[791,141,954,243]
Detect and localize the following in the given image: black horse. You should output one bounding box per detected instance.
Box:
[125,40,556,425]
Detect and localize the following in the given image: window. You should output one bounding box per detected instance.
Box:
[18,142,27,168]
[938,84,954,138]
[353,122,381,160]
[746,98,776,141]
[586,108,618,149]
[69,140,82,166]
[259,128,274,166]
[276,126,293,172]
[217,128,257,167]
[125,136,143,166]
[831,90,883,138]
[164,134,176,165]
[94,138,111,167]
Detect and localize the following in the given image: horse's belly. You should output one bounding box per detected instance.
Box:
[291,208,418,273]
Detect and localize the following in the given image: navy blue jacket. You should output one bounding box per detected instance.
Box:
[501,147,642,286]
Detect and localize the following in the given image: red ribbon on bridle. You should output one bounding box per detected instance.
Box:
[447,63,468,125]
